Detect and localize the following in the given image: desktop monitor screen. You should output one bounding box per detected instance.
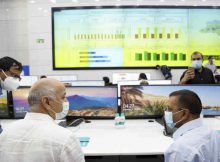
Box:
[0,90,10,118]
[52,6,220,69]
[66,86,118,119]
[71,80,105,86]
[12,87,31,118]
[19,76,38,86]
[120,85,220,118]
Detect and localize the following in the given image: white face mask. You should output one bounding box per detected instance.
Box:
[192,60,203,69]
[49,101,69,120]
[0,70,20,91]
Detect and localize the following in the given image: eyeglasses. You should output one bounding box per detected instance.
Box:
[192,58,202,61]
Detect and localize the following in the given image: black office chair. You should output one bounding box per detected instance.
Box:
[215,75,220,83]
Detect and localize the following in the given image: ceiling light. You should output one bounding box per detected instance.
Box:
[50,0,56,3]
[29,0,36,3]
[72,0,78,2]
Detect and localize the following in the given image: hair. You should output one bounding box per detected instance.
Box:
[208,56,213,60]
[191,51,203,59]
[169,89,202,115]
[40,75,47,79]
[103,76,110,84]
[139,73,147,80]
[28,85,57,107]
[0,56,22,71]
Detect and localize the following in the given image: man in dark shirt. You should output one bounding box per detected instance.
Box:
[179,51,215,84]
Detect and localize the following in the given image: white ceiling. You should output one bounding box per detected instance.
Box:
[27,0,220,6]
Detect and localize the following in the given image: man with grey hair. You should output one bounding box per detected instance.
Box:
[0,78,85,162]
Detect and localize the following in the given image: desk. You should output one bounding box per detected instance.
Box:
[70,119,172,156]
[1,118,220,162]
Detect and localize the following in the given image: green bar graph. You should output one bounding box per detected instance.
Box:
[144,52,151,60]
[135,53,142,61]
[153,53,160,60]
[162,52,169,60]
[179,53,186,60]
[154,27,158,39]
[171,52,177,60]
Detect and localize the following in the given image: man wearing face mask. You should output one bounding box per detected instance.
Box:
[179,51,215,84]
[0,56,22,134]
[164,90,220,162]
[0,78,85,162]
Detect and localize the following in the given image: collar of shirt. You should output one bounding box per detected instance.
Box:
[173,118,203,140]
[24,112,55,123]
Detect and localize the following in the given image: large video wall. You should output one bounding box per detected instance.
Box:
[52,6,220,69]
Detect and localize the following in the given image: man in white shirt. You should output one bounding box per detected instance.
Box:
[205,56,217,74]
[164,89,220,162]
[0,78,85,162]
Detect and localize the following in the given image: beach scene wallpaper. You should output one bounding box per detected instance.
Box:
[121,85,220,117]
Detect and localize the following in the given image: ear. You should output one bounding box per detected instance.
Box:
[41,96,50,109]
[181,109,190,121]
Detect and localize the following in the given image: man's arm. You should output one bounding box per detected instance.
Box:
[179,69,195,84]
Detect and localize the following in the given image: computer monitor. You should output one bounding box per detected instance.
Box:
[112,73,151,84]
[0,90,10,118]
[12,87,31,118]
[71,80,105,86]
[66,86,118,119]
[148,80,172,85]
[19,76,38,86]
[47,75,77,84]
[120,85,220,118]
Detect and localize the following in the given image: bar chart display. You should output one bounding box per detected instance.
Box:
[52,7,220,69]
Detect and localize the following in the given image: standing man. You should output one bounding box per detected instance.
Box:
[164,89,220,162]
[179,51,215,84]
[205,56,217,74]
[0,78,85,162]
[0,56,23,133]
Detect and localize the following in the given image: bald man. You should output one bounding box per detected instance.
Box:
[0,78,85,162]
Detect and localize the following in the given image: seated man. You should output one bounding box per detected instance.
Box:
[179,51,215,84]
[0,78,85,162]
[164,89,220,162]
[103,76,113,86]
[138,73,149,85]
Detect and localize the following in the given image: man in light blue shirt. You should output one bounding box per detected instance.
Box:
[164,89,220,162]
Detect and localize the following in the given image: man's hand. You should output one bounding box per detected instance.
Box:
[180,68,195,84]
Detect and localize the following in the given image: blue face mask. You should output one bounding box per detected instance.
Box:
[164,109,185,129]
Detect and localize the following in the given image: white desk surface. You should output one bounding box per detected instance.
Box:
[1,118,220,156]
